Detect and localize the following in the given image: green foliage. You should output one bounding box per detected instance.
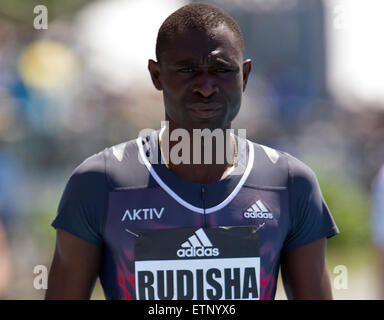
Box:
[310,162,372,252]
[28,189,60,254]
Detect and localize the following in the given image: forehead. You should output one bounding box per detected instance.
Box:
[161,24,243,64]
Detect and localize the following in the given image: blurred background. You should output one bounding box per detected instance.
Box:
[0,0,383,299]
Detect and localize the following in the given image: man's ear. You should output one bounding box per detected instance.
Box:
[242,59,252,91]
[148,59,163,91]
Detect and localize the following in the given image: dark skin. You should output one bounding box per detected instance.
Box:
[149,25,251,183]
[45,229,101,299]
[281,238,333,299]
[45,24,333,300]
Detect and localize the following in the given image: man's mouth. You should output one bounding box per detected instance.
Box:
[187,103,222,119]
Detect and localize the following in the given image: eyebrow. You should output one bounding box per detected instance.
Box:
[173,59,196,66]
[215,58,236,66]
[173,57,237,67]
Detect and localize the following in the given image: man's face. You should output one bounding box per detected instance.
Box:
[149,24,251,131]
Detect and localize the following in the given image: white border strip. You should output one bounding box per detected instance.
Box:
[136,137,254,214]
[205,140,254,213]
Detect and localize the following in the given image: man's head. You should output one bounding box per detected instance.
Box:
[148,2,251,131]
[155,2,245,63]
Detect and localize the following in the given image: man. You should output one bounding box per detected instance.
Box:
[46,3,339,300]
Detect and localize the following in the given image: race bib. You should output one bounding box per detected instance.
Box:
[134,226,260,300]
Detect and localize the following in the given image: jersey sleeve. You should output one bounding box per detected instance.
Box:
[282,155,339,251]
[51,151,108,246]
[371,166,384,248]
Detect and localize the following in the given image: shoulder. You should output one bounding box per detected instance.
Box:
[245,140,318,189]
[67,130,160,192]
[67,149,107,192]
[73,133,157,190]
[283,151,320,192]
[78,137,136,177]
[68,138,138,190]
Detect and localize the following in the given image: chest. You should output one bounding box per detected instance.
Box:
[104,185,290,253]
[102,185,291,300]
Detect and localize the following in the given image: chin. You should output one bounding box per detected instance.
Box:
[190,123,226,132]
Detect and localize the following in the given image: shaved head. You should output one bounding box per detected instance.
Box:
[156,2,244,62]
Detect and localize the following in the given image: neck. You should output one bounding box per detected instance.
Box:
[159,125,236,183]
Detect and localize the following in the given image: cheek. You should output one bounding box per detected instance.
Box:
[220,73,243,95]
[163,86,183,107]
[162,75,186,99]
[224,81,243,107]
[162,86,188,121]
[225,86,243,120]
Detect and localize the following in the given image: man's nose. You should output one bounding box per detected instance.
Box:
[192,72,219,98]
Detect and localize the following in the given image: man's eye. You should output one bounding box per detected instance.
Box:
[178,68,194,73]
[215,68,230,73]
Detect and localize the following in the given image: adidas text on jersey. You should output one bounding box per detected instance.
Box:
[243,200,273,219]
[176,228,220,257]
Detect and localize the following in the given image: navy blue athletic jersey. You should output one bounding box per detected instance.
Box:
[52,129,339,300]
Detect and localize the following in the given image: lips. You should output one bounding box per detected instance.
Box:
[187,103,222,119]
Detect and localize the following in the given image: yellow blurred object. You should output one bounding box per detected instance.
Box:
[18,40,79,90]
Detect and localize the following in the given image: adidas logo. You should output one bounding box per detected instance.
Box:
[176,228,219,258]
[243,200,274,219]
